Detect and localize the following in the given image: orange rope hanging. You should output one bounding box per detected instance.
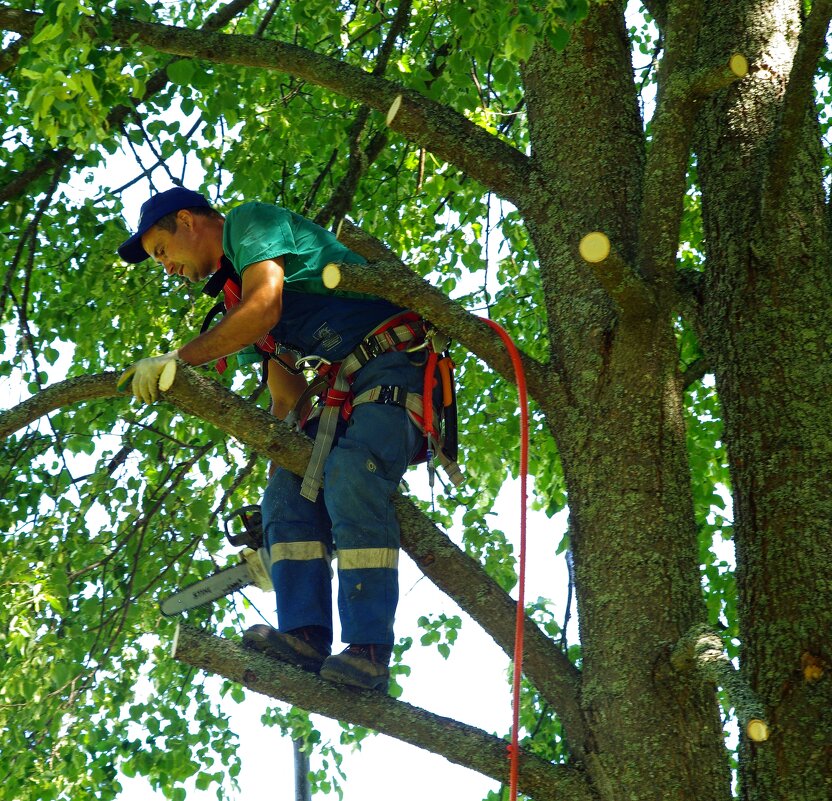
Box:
[481,317,529,801]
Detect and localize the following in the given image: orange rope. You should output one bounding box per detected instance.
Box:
[481,318,528,801]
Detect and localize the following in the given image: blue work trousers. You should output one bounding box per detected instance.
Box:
[261,351,425,646]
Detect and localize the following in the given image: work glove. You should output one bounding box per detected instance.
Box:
[117,350,179,404]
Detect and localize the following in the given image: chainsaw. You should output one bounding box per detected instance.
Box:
[160,506,272,616]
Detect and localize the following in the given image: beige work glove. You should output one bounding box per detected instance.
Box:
[117,351,179,403]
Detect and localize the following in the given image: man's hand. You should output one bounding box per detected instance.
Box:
[117,351,179,403]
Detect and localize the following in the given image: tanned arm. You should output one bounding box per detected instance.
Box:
[178,257,287,367]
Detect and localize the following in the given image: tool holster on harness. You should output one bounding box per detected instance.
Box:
[292,313,463,502]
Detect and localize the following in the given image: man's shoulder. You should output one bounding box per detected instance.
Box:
[227,201,291,224]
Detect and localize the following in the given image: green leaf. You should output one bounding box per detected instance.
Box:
[31,23,63,45]
[166,60,195,85]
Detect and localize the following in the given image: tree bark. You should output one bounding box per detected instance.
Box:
[694,1,832,797]
[515,4,732,799]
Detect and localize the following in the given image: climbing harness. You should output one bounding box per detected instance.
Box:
[201,259,463,501]
[290,312,462,501]
[481,317,529,801]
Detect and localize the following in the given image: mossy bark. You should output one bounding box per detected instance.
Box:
[518,3,731,799]
[695,1,832,798]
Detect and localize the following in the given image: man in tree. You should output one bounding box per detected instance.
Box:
[117,186,431,692]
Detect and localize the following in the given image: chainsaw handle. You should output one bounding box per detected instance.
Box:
[224,505,264,549]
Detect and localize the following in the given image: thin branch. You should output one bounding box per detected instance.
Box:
[254,0,283,38]
[0,0,258,204]
[1,163,62,320]
[314,128,387,229]
[312,1,411,228]
[371,0,412,76]
[671,623,770,743]
[301,147,339,217]
[0,4,533,208]
[760,0,832,222]
[674,266,704,336]
[679,355,711,390]
[0,31,24,72]
[172,625,595,801]
[637,0,747,290]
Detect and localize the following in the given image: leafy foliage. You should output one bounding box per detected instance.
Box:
[5,0,825,799]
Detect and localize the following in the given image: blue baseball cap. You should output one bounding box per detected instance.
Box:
[117,187,212,263]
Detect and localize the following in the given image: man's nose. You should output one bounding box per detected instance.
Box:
[163,260,176,275]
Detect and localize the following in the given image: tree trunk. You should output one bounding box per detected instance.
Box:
[695,1,832,798]
[518,3,731,798]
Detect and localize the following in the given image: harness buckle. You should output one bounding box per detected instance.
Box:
[376,385,406,407]
[358,337,386,363]
[295,354,332,372]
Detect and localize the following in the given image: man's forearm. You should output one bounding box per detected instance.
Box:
[179,302,279,366]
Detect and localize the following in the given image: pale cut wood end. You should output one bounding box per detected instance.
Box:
[171,622,182,658]
[386,94,403,126]
[746,719,769,743]
[322,262,342,289]
[579,231,611,264]
[729,54,748,78]
[159,359,177,392]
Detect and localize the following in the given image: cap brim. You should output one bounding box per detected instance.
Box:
[118,232,150,264]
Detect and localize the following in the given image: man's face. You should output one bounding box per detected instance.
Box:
[141,210,221,283]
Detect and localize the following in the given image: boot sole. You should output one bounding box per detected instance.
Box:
[319,659,389,691]
[242,630,327,673]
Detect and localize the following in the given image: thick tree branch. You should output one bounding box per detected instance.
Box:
[320,258,562,420]
[671,623,770,743]
[172,625,595,801]
[760,0,832,222]
[578,231,655,318]
[0,5,533,208]
[0,368,588,761]
[0,0,258,204]
[638,0,746,291]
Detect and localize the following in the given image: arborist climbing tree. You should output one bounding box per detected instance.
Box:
[2,1,831,800]
[117,186,461,693]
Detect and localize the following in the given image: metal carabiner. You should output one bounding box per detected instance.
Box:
[295,354,332,372]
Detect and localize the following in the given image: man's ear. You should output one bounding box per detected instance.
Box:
[177,209,193,229]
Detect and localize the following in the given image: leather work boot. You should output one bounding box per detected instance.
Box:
[242,624,331,672]
[319,644,393,692]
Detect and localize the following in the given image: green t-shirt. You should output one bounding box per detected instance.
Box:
[222,202,367,295]
[221,202,370,367]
